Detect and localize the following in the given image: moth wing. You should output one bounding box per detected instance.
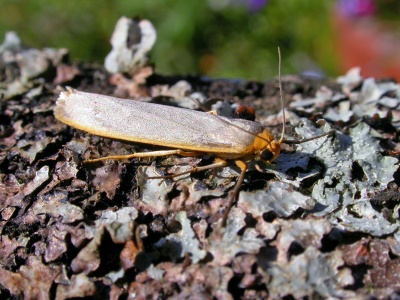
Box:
[54,90,264,154]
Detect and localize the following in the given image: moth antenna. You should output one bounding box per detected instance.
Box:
[209,49,286,146]
[278,47,285,144]
[275,50,335,146]
[283,129,335,145]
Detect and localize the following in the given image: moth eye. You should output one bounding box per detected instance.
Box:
[260,149,274,161]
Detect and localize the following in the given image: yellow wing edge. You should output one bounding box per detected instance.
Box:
[54,90,251,157]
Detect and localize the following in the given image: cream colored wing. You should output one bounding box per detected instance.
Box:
[54,89,265,155]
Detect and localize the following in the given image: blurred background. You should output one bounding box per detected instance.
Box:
[1,0,400,80]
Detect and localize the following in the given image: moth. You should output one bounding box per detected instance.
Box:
[54,50,333,224]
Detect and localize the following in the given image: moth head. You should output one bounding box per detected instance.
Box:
[259,138,282,163]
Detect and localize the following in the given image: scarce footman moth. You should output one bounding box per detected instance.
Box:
[54,49,334,225]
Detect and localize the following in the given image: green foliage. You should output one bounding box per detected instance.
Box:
[0,0,338,79]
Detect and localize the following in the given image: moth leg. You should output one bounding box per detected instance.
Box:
[221,160,247,226]
[84,149,201,163]
[150,157,247,227]
[206,110,218,115]
[146,158,228,179]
